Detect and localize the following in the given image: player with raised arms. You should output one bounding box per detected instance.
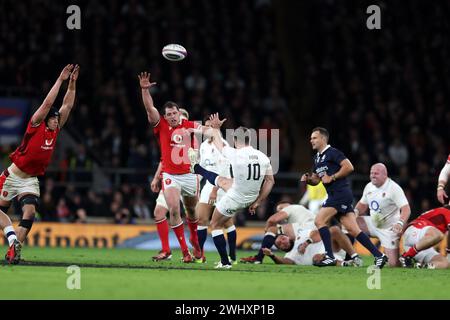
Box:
[138,72,221,263]
[1,64,79,263]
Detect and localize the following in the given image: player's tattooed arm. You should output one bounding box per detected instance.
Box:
[59,65,79,128]
[31,64,74,125]
[138,72,159,126]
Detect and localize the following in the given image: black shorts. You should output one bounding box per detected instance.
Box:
[322,191,354,217]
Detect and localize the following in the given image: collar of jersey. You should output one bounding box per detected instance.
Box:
[317,144,331,156]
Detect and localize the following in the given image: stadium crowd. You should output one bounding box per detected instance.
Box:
[0,0,448,223]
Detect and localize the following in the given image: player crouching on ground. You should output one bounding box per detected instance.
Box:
[240,201,315,264]
[261,223,362,266]
[354,163,411,267]
[1,65,79,264]
[400,205,450,269]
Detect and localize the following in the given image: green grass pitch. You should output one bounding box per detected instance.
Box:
[1,246,450,300]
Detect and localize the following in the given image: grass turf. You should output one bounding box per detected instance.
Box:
[1,246,449,299]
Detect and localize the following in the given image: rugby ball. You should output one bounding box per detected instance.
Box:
[162,44,187,61]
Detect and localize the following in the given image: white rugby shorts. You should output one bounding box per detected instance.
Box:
[162,172,199,197]
[402,225,440,264]
[215,193,254,217]
[199,181,226,205]
[362,216,400,249]
[0,169,40,202]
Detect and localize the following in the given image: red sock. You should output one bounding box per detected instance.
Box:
[187,218,200,250]
[404,245,418,258]
[172,222,189,253]
[156,218,170,253]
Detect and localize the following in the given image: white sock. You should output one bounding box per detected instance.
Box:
[226,225,236,233]
[211,229,224,237]
[197,225,208,231]
[4,226,17,246]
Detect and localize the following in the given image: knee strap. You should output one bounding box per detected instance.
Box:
[20,194,40,210]
[19,218,34,230]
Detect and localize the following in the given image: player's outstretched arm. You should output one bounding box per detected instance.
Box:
[31,64,74,125]
[59,65,79,128]
[249,169,275,214]
[138,72,159,125]
[262,248,295,265]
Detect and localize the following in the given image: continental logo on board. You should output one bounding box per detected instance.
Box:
[1,223,157,248]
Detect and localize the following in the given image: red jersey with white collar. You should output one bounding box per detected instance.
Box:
[9,121,60,176]
[410,207,450,233]
[153,117,200,175]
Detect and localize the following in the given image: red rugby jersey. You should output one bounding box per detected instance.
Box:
[410,207,450,233]
[9,121,60,176]
[153,117,200,175]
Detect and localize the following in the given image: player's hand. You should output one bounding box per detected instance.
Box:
[209,113,226,129]
[391,222,403,235]
[437,188,448,205]
[262,248,273,256]
[300,173,310,182]
[150,178,161,193]
[298,242,309,254]
[138,72,157,89]
[321,174,333,184]
[249,201,260,215]
[70,65,80,81]
[208,190,217,205]
[59,64,74,81]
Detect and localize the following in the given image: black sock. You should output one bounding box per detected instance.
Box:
[318,226,335,259]
[227,226,237,261]
[212,230,230,265]
[356,232,382,257]
[344,233,355,260]
[194,164,219,185]
[256,233,276,261]
[197,227,208,252]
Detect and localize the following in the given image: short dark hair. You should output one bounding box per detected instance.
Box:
[234,126,250,145]
[163,101,179,114]
[312,127,329,141]
[274,234,295,252]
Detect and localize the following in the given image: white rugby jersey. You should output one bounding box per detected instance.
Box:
[199,139,231,177]
[284,226,324,265]
[282,205,315,227]
[221,145,272,203]
[359,178,409,229]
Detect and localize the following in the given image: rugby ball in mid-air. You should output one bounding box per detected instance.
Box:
[162,44,187,61]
